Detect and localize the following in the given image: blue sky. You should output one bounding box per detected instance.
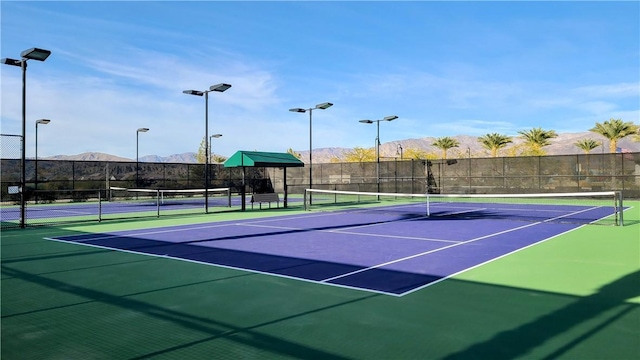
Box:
[1,1,638,159]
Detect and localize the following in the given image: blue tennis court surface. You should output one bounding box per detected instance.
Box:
[48,202,617,296]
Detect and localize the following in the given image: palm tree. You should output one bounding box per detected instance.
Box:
[574,139,600,154]
[478,133,513,157]
[590,118,638,153]
[574,138,600,178]
[517,127,558,155]
[432,137,459,159]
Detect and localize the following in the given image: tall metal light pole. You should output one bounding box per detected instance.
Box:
[209,134,223,187]
[289,102,333,202]
[359,115,398,194]
[209,134,223,162]
[2,47,51,228]
[136,128,149,187]
[183,83,231,213]
[35,119,51,191]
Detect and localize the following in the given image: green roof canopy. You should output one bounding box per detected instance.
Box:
[223,151,304,168]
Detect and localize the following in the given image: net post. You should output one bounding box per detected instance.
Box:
[617,191,624,226]
[426,192,431,216]
[156,190,160,218]
[227,188,231,207]
[98,190,102,222]
[304,189,308,211]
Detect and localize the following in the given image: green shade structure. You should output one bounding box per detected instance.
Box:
[224,151,304,210]
[224,151,304,168]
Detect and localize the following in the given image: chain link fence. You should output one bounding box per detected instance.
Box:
[0,134,23,216]
[1,149,639,228]
[275,153,640,198]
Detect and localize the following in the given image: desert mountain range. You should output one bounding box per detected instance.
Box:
[44,132,639,164]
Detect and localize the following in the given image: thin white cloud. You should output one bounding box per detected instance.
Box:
[2,1,637,159]
[574,83,640,98]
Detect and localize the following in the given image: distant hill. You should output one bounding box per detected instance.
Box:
[42,132,639,164]
[43,152,198,163]
[139,153,198,163]
[45,152,133,162]
[296,132,640,163]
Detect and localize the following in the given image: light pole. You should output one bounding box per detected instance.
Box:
[289,102,333,202]
[183,83,231,213]
[396,143,403,160]
[209,134,222,190]
[2,47,52,228]
[359,115,398,194]
[136,128,149,187]
[209,134,223,162]
[34,119,51,191]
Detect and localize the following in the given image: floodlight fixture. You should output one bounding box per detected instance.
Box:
[211,134,223,138]
[210,83,232,92]
[315,102,333,110]
[36,119,51,125]
[137,127,149,133]
[21,48,51,61]
[384,115,399,121]
[289,108,306,113]
[1,58,21,67]
[183,90,204,96]
[359,120,373,124]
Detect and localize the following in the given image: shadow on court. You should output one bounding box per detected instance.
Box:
[52,232,443,295]
[2,205,638,359]
[1,264,371,359]
[46,209,597,295]
[2,233,637,359]
[443,270,640,360]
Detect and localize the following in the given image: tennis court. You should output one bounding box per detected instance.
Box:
[47,194,621,296]
[2,194,638,359]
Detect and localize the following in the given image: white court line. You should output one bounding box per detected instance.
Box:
[320,206,602,284]
[428,208,486,217]
[319,221,544,283]
[45,236,400,297]
[241,202,427,224]
[238,222,457,243]
[46,205,611,297]
[61,222,239,242]
[429,202,594,215]
[60,206,420,242]
[400,224,587,296]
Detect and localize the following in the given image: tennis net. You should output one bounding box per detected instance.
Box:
[304,189,624,226]
[109,187,231,206]
[104,187,232,218]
